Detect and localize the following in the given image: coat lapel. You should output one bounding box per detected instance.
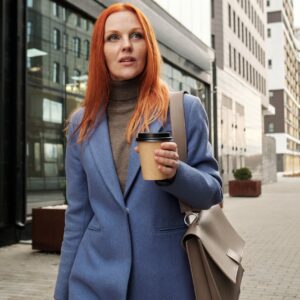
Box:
[124,119,163,199]
[88,113,124,209]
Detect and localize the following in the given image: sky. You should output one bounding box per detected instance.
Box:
[294,1,300,28]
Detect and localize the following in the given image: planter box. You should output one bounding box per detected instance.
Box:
[32,205,66,252]
[229,180,261,197]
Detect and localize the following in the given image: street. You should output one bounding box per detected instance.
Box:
[0,175,300,300]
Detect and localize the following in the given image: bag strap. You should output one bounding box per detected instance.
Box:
[169,91,187,162]
[169,91,194,214]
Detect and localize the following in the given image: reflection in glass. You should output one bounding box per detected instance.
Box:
[27,0,33,7]
[52,2,59,17]
[53,28,61,49]
[162,61,209,109]
[27,21,32,43]
[53,62,60,83]
[25,1,98,209]
[34,143,41,172]
[44,143,58,162]
[43,98,62,124]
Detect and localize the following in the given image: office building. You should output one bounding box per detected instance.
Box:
[264,0,300,174]
[212,0,276,186]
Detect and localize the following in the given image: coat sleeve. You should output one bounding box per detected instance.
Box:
[54,115,93,300]
[157,94,223,209]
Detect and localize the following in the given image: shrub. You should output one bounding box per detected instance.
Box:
[234,167,252,180]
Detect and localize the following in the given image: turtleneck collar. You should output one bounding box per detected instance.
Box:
[109,76,140,102]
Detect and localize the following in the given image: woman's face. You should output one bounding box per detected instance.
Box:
[104,10,147,81]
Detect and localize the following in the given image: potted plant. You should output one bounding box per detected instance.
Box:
[229,167,261,197]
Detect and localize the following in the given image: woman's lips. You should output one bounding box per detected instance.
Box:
[119,56,136,64]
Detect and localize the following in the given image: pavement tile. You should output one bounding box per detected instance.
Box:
[0,175,299,300]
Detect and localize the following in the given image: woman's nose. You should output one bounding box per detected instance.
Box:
[121,37,132,52]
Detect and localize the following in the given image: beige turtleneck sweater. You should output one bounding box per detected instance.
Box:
[107,77,139,193]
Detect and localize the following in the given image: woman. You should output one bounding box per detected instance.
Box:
[54,3,223,300]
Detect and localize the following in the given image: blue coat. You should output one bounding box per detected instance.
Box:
[54,94,223,300]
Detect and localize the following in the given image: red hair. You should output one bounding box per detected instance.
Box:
[75,2,169,143]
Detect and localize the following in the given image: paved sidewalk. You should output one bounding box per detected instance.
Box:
[0,175,300,300]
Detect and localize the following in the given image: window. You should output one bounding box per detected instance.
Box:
[43,99,62,124]
[62,8,66,21]
[238,53,241,75]
[268,123,274,133]
[249,32,251,51]
[63,33,68,52]
[73,37,81,58]
[229,44,232,67]
[211,34,215,49]
[242,57,245,77]
[268,59,272,69]
[27,21,32,43]
[84,40,90,60]
[53,62,60,83]
[27,57,31,69]
[248,1,250,18]
[27,0,33,7]
[228,4,231,27]
[234,48,236,71]
[82,19,87,31]
[62,66,68,85]
[53,29,61,50]
[233,11,236,33]
[242,23,244,42]
[267,28,271,37]
[76,15,81,27]
[267,0,270,6]
[211,0,215,18]
[238,17,240,38]
[52,2,59,17]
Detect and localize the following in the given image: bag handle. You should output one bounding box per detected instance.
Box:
[169,91,194,214]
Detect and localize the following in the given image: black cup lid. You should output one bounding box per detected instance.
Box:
[136,132,173,142]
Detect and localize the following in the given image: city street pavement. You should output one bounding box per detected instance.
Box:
[0,175,300,300]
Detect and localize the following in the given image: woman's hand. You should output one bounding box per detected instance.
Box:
[154,142,179,179]
[135,142,179,179]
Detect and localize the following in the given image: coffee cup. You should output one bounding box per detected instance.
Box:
[136,132,173,180]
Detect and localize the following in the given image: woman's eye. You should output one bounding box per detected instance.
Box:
[130,32,144,39]
[106,34,119,42]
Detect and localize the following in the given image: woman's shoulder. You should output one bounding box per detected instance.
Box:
[69,107,85,126]
[183,93,202,108]
[182,93,206,116]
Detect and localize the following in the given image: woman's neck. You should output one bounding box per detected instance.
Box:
[109,76,141,101]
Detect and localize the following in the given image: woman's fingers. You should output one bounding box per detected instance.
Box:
[153,142,179,178]
[154,155,178,168]
[160,142,177,151]
[154,149,179,160]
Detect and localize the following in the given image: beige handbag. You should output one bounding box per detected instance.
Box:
[169,91,245,300]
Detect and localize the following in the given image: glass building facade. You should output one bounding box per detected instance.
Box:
[26,0,97,212]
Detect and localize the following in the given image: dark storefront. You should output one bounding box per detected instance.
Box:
[0,0,216,246]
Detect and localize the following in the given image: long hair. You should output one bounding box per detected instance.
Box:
[74,2,169,143]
